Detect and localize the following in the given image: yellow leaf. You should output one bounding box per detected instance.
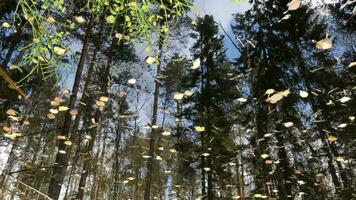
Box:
[265,89,290,104]
[47,113,56,119]
[287,0,301,10]
[173,92,184,100]
[74,16,86,24]
[57,135,66,140]
[127,78,136,84]
[162,131,171,136]
[64,140,72,146]
[53,46,66,56]
[339,96,351,103]
[261,154,269,159]
[327,135,337,142]
[191,58,200,69]
[96,100,105,107]
[99,96,109,102]
[58,106,69,111]
[284,122,294,127]
[194,126,205,132]
[316,38,332,50]
[2,22,11,28]
[146,56,157,65]
[49,109,59,114]
[184,90,194,97]
[348,61,356,68]
[299,90,308,98]
[265,88,275,95]
[6,109,17,116]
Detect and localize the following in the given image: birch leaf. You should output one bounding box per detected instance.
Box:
[58,106,69,111]
[173,92,184,100]
[194,126,205,132]
[265,89,290,104]
[348,61,356,68]
[191,58,200,69]
[74,16,86,24]
[316,38,332,50]
[53,46,66,56]
[287,0,301,10]
[339,96,351,103]
[261,154,269,159]
[299,90,308,98]
[328,135,337,142]
[127,79,136,84]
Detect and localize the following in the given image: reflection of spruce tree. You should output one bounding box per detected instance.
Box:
[233,0,355,199]
[183,15,237,199]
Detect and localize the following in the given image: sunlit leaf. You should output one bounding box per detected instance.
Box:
[327,135,337,142]
[191,58,200,69]
[194,126,205,132]
[315,38,332,50]
[74,16,86,24]
[287,0,301,10]
[202,153,210,157]
[57,135,66,140]
[237,97,247,102]
[6,109,17,116]
[4,133,21,139]
[96,100,105,107]
[265,89,275,95]
[162,131,171,136]
[337,123,347,128]
[3,126,11,132]
[184,90,194,97]
[146,56,157,65]
[127,78,136,84]
[339,96,351,103]
[299,90,308,98]
[283,122,294,128]
[49,109,59,114]
[58,106,69,111]
[2,22,11,28]
[261,154,269,159]
[155,156,163,160]
[173,92,184,100]
[64,140,72,146]
[265,89,290,104]
[336,156,344,162]
[47,113,56,119]
[348,61,356,68]
[53,46,66,56]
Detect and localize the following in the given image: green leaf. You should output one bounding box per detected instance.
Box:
[106,15,116,24]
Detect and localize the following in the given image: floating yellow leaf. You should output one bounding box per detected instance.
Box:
[191,58,200,69]
[6,109,17,116]
[339,96,351,103]
[184,90,194,97]
[254,194,262,198]
[2,22,11,28]
[58,106,69,111]
[348,61,356,68]
[337,123,347,128]
[162,131,171,136]
[96,100,105,107]
[59,150,66,154]
[336,156,344,162]
[57,135,66,140]
[53,46,66,56]
[287,0,301,10]
[237,97,247,102]
[127,78,136,84]
[194,126,205,132]
[155,156,163,160]
[173,92,184,100]
[283,122,294,128]
[47,113,56,119]
[146,56,157,65]
[203,167,211,171]
[299,90,308,98]
[3,126,11,132]
[265,89,290,104]
[69,109,78,116]
[4,133,20,139]
[261,154,269,159]
[316,38,332,50]
[99,96,109,102]
[265,88,275,95]
[202,153,210,157]
[49,109,59,114]
[328,135,337,142]
[74,16,86,24]
[64,140,72,146]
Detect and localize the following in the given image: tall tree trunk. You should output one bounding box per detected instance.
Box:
[47,13,95,200]
[144,38,164,200]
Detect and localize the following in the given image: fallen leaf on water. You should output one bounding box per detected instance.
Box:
[64,140,72,146]
[194,126,205,132]
[337,123,347,128]
[261,154,269,159]
[127,79,136,85]
[237,97,247,102]
[99,96,109,102]
[53,46,66,56]
[74,16,86,24]
[6,109,17,116]
[299,90,308,98]
[47,113,56,119]
[339,96,351,103]
[283,122,294,128]
[146,56,157,65]
[58,106,69,111]
[173,92,184,100]
[328,135,337,142]
[316,38,332,50]
[287,0,301,10]
[265,89,290,104]
[348,61,356,68]
[162,131,171,136]
[96,100,105,107]
[191,58,200,69]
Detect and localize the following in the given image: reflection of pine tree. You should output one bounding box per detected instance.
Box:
[182,15,238,199]
[233,0,355,199]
